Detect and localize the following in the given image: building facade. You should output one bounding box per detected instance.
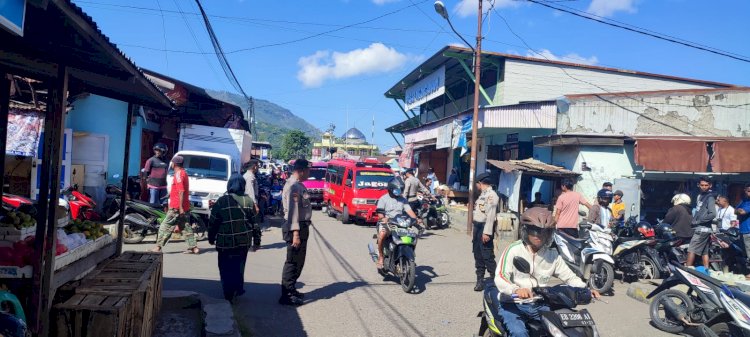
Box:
[311,128,379,161]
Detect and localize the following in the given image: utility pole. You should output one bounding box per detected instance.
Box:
[466,0,483,235]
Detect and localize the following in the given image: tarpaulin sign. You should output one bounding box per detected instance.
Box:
[6,108,43,157]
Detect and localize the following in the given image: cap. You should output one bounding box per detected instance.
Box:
[476,172,492,184]
[404,168,415,175]
[603,182,613,187]
[171,155,184,164]
[293,159,310,171]
[614,190,624,197]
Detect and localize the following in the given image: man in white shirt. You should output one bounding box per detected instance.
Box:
[716,195,737,230]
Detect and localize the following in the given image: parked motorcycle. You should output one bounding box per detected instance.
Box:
[555,221,616,293]
[416,194,446,229]
[477,256,601,337]
[713,227,748,275]
[612,212,666,280]
[648,262,750,336]
[61,185,101,221]
[367,214,423,293]
[105,184,206,244]
[654,222,726,272]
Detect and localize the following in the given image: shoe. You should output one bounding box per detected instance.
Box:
[474,278,484,292]
[278,294,304,306]
[291,289,305,299]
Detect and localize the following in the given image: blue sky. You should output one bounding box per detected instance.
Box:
[74,0,750,150]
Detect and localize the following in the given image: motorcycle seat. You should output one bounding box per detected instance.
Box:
[558,232,587,249]
[131,199,165,209]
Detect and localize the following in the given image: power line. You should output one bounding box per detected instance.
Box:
[154,0,169,71]
[523,0,750,64]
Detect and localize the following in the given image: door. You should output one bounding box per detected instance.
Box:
[31,129,72,200]
[614,178,642,220]
[72,134,109,206]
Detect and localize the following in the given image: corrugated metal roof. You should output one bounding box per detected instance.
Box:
[482,101,557,129]
[487,159,579,177]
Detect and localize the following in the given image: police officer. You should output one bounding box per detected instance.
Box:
[279,159,312,306]
[472,172,499,291]
[403,168,429,212]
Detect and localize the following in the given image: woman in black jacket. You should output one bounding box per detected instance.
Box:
[664,193,694,241]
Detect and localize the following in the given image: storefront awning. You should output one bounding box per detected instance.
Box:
[635,139,708,172]
[487,159,579,178]
[712,140,750,173]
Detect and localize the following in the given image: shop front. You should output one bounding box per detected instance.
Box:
[0,1,173,335]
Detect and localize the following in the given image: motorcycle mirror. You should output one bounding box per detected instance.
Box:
[512,256,531,274]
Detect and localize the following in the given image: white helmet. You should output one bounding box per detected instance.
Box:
[671,193,691,206]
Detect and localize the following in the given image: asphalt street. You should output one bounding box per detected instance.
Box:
[130,211,674,337]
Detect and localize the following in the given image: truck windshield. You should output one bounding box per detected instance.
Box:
[308,168,326,181]
[355,171,392,190]
[181,155,228,180]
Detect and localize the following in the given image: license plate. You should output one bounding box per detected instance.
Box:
[192,201,202,208]
[557,310,595,327]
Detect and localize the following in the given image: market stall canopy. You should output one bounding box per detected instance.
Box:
[711,140,750,173]
[0,0,173,109]
[487,158,579,178]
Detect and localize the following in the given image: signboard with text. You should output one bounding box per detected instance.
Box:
[404,66,445,111]
[0,0,25,36]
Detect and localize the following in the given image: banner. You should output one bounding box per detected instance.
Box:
[7,108,43,157]
[436,123,452,149]
[404,66,445,111]
[399,143,415,168]
[457,116,472,156]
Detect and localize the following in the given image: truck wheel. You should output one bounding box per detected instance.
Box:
[340,205,351,224]
[326,203,336,218]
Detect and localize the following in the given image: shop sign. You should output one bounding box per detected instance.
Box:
[0,0,25,36]
[506,133,519,143]
[404,66,445,111]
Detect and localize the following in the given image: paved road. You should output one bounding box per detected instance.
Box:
[130,211,673,337]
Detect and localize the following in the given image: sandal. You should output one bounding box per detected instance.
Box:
[376,260,384,269]
[183,247,200,254]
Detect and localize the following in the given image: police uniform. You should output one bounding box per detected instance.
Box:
[404,173,429,211]
[472,173,498,291]
[280,167,313,303]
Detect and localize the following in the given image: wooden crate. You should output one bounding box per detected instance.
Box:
[54,293,133,337]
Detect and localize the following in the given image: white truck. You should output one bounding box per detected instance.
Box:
[168,124,252,216]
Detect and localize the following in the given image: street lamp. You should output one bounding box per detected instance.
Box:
[434,0,483,235]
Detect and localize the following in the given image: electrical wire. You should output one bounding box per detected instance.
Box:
[523,0,750,64]
[154,0,169,71]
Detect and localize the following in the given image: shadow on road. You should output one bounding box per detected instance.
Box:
[303,281,368,305]
[413,265,439,294]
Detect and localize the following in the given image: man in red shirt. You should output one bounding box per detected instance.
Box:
[554,179,592,237]
[152,155,199,254]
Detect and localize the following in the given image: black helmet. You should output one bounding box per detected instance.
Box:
[655,223,675,240]
[153,143,168,153]
[387,177,405,198]
[637,221,655,238]
[597,189,613,203]
[520,207,556,248]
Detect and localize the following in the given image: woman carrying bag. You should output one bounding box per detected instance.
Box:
[208,174,256,302]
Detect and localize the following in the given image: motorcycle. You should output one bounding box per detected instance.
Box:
[613,212,667,280]
[713,227,748,275]
[416,194,445,229]
[61,185,101,221]
[478,256,601,337]
[555,221,616,294]
[654,222,726,272]
[647,262,750,336]
[105,184,206,244]
[367,214,423,293]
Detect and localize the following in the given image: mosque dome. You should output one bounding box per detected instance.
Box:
[341,128,367,144]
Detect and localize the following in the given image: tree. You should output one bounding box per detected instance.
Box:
[279,130,312,161]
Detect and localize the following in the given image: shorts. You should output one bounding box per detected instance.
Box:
[688,227,712,255]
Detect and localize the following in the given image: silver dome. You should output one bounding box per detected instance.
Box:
[341,128,367,143]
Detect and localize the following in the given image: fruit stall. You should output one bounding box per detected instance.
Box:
[0,1,173,336]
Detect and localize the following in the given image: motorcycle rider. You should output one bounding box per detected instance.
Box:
[403,168,430,212]
[375,177,420,270]
[141,143,169,204]
[495,207,601,337]
[587,189,614,228]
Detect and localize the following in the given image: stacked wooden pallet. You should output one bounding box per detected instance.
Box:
[54,251,163,337]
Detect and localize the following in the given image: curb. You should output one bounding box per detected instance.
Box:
[626,285,653,305]
[163,290,242,337]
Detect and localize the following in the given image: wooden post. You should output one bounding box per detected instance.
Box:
[0,72,10,198]
[30,65,67,335]
[117,104,134,254]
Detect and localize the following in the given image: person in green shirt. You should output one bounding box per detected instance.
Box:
[208,174,256,302]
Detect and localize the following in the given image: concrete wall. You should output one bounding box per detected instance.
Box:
[551,145,637,201]
[501,59,723,105]
[66,95,143,184]
[558,90,750,137]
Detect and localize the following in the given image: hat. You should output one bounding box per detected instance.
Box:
[293,159,310,171]
[614,190,624,197]
[476,172,492,184]
[404,168,415,175]
[171,155,184,164]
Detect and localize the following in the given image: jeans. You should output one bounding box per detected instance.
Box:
[473,221,497,279]
[149,188,167,204]
[499,302,550,337]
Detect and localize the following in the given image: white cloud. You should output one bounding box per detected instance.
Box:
[297,43,411,88]
[372,0,399,4]
[527,49,599,65]
[455,0,518,18]
[587,0,637,17]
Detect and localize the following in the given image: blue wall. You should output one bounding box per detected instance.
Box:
[65,95,143,184]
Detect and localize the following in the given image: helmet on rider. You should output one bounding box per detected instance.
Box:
[387,177,405,198]
[520,207,556,250]
[596,188,613,206]
[153,143,168,154]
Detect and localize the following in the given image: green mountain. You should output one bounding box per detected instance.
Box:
[206,90,322,151]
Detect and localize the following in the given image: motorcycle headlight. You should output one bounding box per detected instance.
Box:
[541,316,566,337]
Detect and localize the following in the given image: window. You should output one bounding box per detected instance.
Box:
[344,170,352,187]
[179,155,228,180]
[308,168,326,181]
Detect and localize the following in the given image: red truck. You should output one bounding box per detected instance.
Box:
[301,161,327,208]
[323,158,394,224]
